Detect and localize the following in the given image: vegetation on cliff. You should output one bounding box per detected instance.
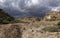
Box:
[0,9,14,24]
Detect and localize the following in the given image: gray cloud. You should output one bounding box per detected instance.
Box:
[0,0,60,17]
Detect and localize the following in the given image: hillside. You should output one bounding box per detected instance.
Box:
[0,11,60,38]
[0,9,14,24]
[15,11,60,22]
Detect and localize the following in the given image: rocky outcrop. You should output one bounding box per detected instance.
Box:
[43,11,60,21]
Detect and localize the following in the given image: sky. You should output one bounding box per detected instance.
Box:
[0,0,60,18]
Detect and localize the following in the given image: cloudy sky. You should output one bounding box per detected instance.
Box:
[0,0,60,18]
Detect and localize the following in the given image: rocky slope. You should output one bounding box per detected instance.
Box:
[0,11,60,38]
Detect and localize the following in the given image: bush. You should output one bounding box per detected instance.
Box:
[2,19,10,24]
[42,26,58,32]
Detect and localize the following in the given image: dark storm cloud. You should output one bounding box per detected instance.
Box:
[0,0,60,17]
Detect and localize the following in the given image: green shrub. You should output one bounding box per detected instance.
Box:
[2,19,10,24]
[42,26,58,32]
